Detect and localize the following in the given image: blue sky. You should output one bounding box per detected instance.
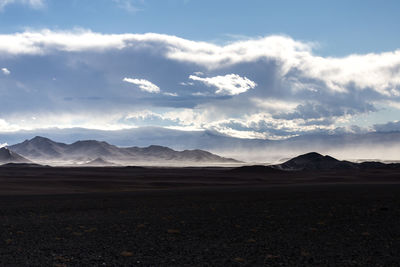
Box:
[0,0,400,139]
[1,0,400,56]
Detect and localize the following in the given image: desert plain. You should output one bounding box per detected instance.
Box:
[0,164,400,266]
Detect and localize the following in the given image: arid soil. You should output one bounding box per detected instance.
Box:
[1,166,400,266]
[1,165,400,195]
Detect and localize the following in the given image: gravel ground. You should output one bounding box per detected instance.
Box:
[1,184,400,266]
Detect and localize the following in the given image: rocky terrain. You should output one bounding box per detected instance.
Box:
[1,184,400,266]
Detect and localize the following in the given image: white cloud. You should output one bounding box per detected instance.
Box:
[192,92,210,96]
[189,74,257,95]
[192,71,204,76]
[1,67,10,75]
[180,82,194,86]
[123,77,160,93]
[0,0,44,10]
[251,98,298,112]
[0,142,8,148]
[0,118,19,132]
[163,92,178,97]
[386,101,400,110]
[0,113,137,132]
[0,29,135,55]
[294,51,400,96]
[124,110,163,121]
[112,0,142,13]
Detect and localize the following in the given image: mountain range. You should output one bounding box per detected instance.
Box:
[8,136,239,165]
[1,127,400,162]
[2,138,400,171]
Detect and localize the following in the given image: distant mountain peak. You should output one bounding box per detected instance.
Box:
[29,136,54,143]
[144,145,175,152]
[32,135,49,140]
[69,139,112,147]
[147,145,167,148]
[22,136,66,147]
[299,152,323,158]
[290,152,338,162]
[12,135,66,159]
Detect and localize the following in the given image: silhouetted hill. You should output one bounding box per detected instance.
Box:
[8,136,239,165]
[271,152,400,171]
[0,147,30,164]
[0,163,44,168]
[359,161,387,169]
[276,152,356,171]
[229,165,283,174]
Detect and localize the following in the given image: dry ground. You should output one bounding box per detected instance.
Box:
[0,166,400,266]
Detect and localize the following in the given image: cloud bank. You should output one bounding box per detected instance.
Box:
[0,29,399,139]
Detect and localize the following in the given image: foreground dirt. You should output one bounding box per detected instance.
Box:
[0,166,400,266]
[0,165,400,195]
[0,184,400,266]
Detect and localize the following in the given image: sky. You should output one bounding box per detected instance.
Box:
[0,0,400,140]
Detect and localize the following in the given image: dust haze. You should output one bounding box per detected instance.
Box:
[213,143,400,164]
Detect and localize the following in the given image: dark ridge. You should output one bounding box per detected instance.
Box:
[0,162,46,168]
[276,152,357,171]
[359,161,387,169]
[229,165,283,173]
[123,166,147,170]
[388,163,400,169]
